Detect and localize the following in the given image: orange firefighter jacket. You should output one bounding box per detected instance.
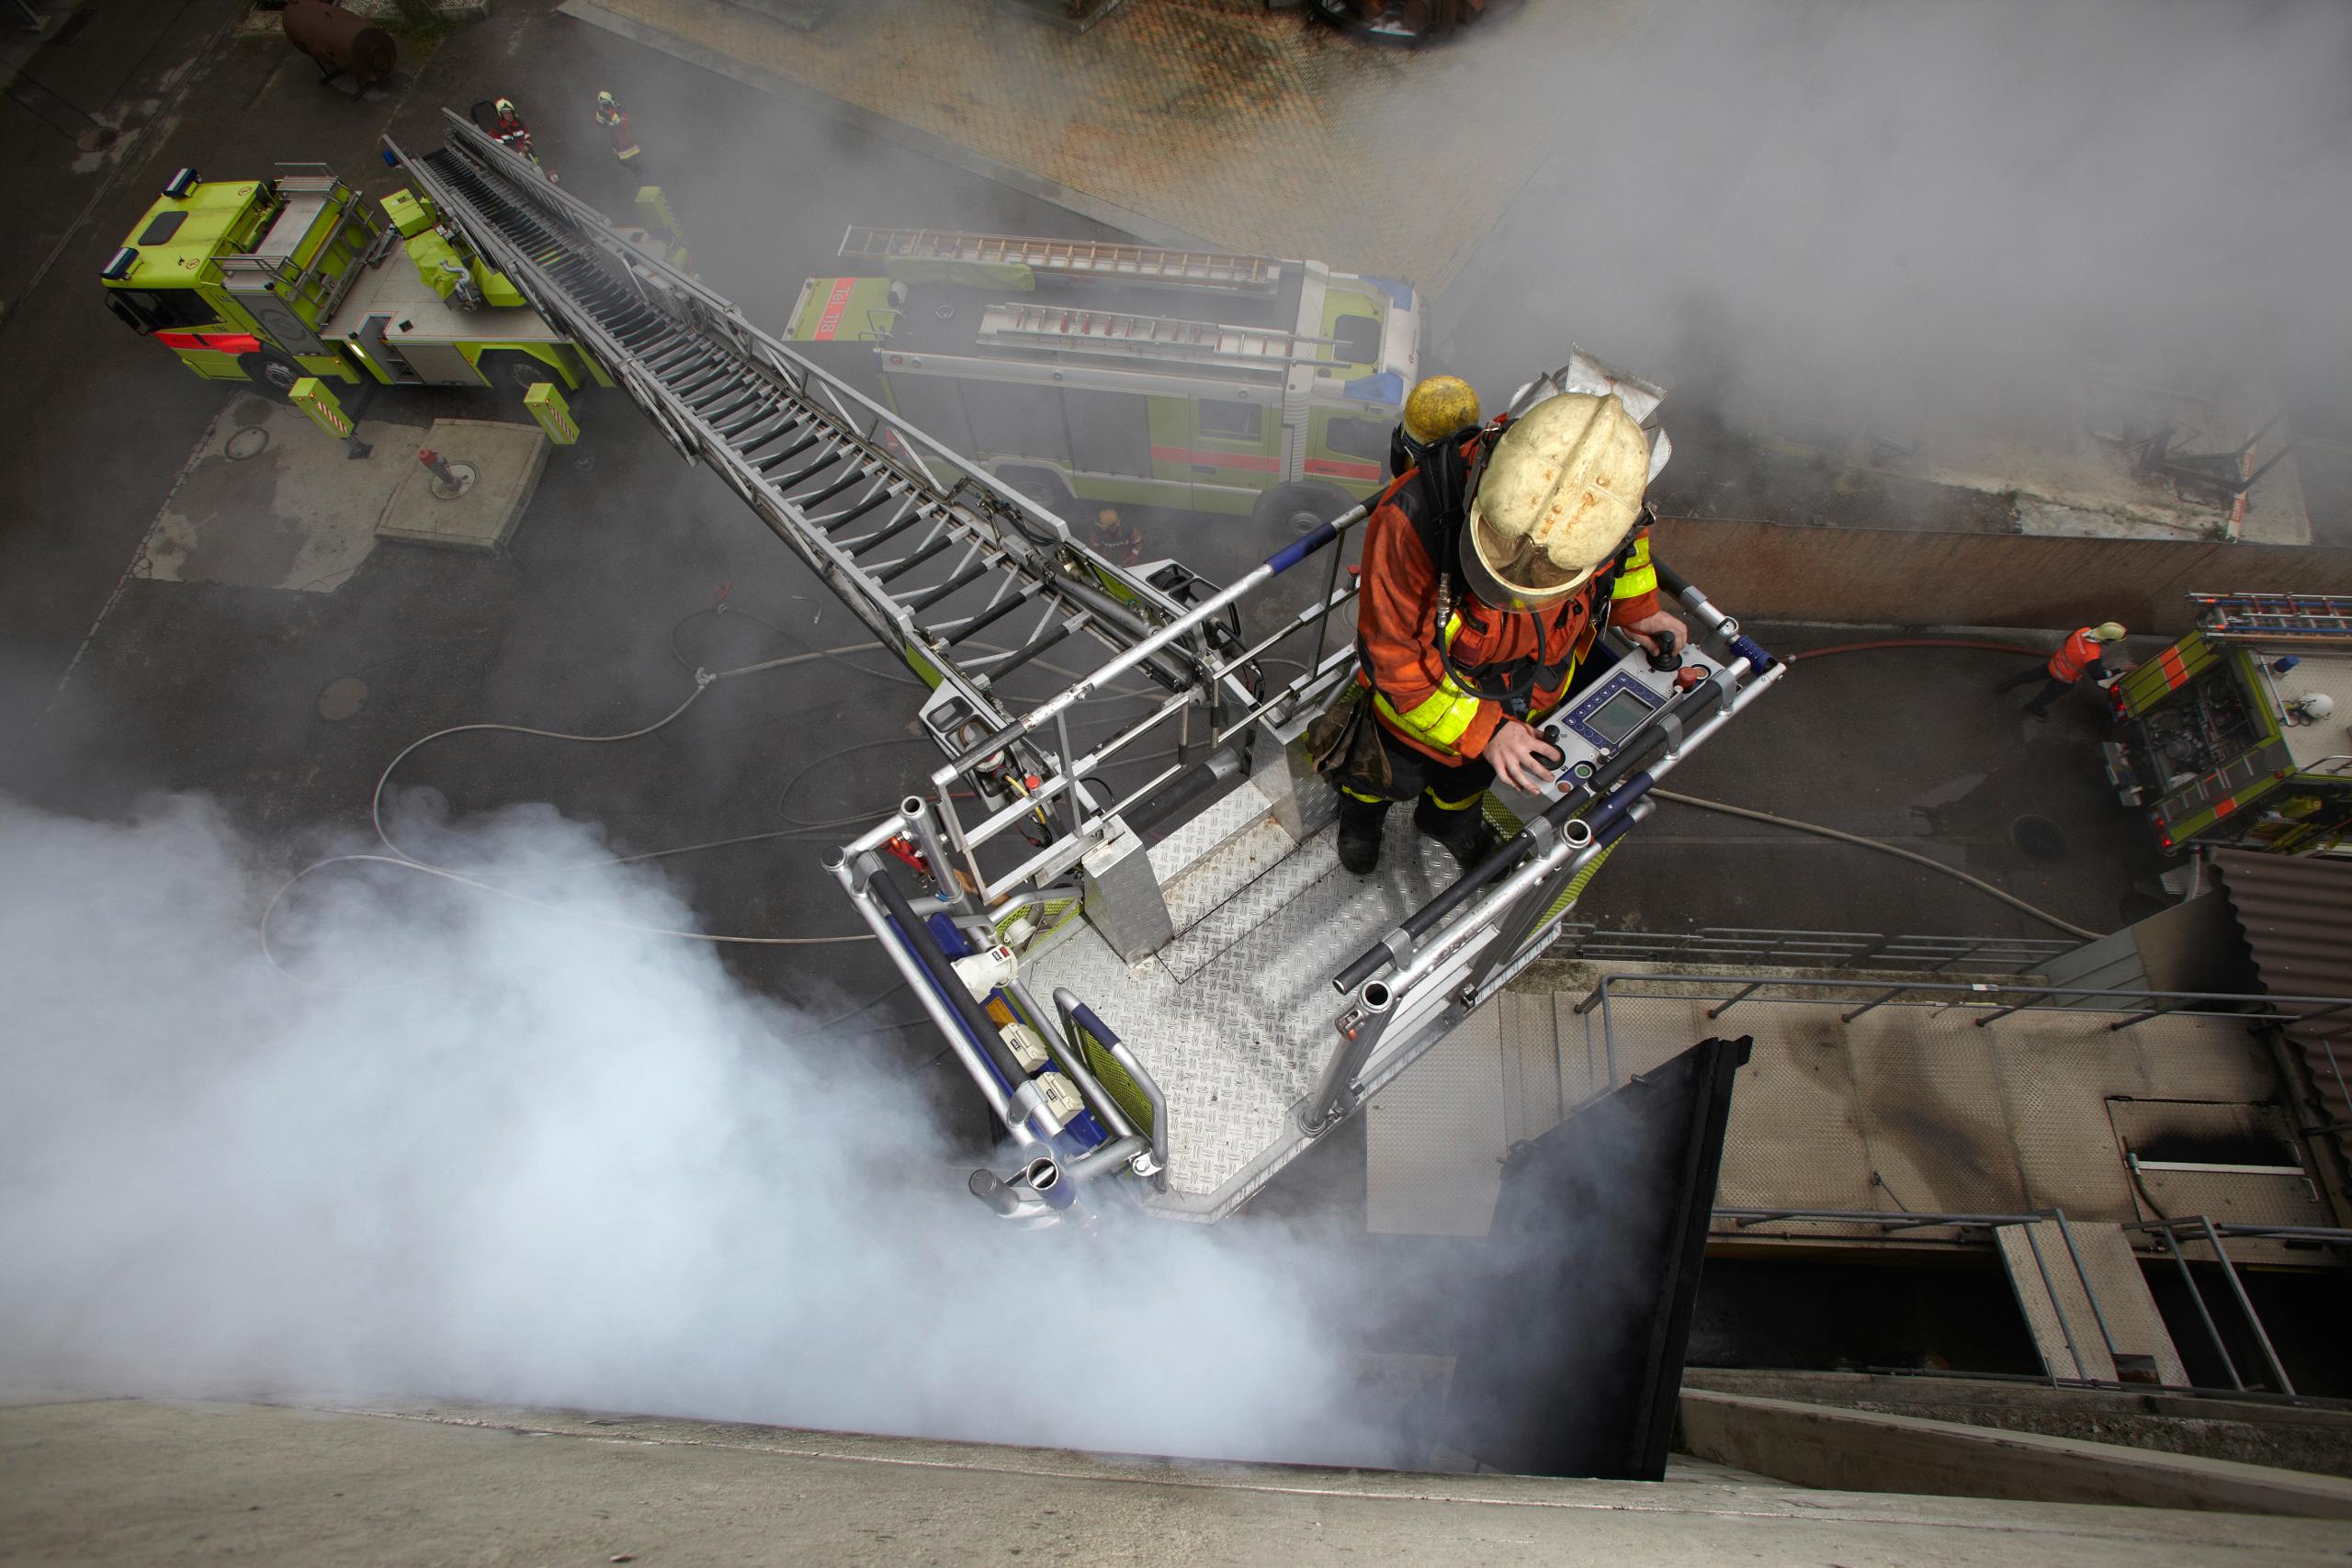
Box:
[2047,627,2108,682]
[1354,489,1661,764]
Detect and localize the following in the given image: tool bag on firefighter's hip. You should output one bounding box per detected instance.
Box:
[1306,438,1478,795]
[1305,682,1392,794]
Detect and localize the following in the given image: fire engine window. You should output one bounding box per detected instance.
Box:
[1324,416,1389,463]
[1196,400,1265,443]
[117,288,218,331]
[138,210,188,245]
[1333,313,1381,366]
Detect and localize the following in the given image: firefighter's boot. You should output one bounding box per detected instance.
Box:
[1337,793,1388,875]
[1414,794,1494,871]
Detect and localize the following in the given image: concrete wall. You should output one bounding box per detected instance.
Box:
[1648,517,2352,635]
[1678,1388,2352,1517]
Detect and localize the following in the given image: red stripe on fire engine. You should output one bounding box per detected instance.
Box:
[812,278,854,343]
[155,331,260,355]
[1305,457,1384,481]
[1150,445,1281,473]
[2157,648,2188,689]
[2213,795,2238,818]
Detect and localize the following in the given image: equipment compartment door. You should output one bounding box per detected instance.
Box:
[1148,395,1275,514]
[356,315,424,384]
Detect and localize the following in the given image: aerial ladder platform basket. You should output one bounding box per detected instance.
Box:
[391,111,1782,1225]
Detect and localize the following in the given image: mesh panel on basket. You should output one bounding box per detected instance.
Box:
[1076,1025,1154,1135]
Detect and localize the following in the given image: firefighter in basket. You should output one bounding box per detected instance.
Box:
[1310,376,1685,874]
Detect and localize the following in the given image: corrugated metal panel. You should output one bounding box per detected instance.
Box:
[2209,851,2352,1173]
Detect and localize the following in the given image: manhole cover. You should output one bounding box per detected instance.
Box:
[318,677,368,721]
[76,126,118,153]
[224,425,270,461]
[2010,814,2068,863]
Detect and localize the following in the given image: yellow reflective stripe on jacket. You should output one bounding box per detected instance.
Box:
[1374,614,1482,750]
[1611,533,1657,600]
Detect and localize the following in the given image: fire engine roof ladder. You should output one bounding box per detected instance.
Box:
[839,226,1281,294]
[392,112,1230,799]
[977,301,1335,370]
[2191,593,2352,646]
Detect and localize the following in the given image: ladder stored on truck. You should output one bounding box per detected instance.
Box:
[2192,592,2352,647]
[977,300,1334,369]
[839,225,1281,293]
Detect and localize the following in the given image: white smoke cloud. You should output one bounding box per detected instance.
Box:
[1447,0,2352,437]
[0,792,1379,1463]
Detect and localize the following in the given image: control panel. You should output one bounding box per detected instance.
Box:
[1521,632,1724,800]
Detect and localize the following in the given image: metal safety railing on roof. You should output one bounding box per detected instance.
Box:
[1713,1203,2349,1401]
[218,165,387,326]
[1553,925,2073,976]
[1575,972,2352,1109]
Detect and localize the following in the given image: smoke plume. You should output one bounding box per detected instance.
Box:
[0,792,1376,1464]
[1444,0,2352,449]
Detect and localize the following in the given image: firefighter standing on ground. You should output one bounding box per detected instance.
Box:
[594,91,642,167]
[488,97,555,181]
[1091,506,1146,566]
[1311,376,1686,874]
[1996,621,2126,718]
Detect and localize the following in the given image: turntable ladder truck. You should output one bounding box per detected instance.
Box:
[356,112,1786,1224]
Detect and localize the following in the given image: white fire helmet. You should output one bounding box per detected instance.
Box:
[2291,692,2335,725]
[1460,392,1650,611]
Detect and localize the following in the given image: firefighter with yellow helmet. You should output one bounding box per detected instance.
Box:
[1314,376,1685,874]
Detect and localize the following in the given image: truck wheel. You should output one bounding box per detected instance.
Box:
[998,465,1069,509]
[994,467,1076,540]
[477,350,559,401]
[1253,481,1349,537]
[236,350,306,402]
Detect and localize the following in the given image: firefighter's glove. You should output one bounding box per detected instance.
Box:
[1487,720,1565,795]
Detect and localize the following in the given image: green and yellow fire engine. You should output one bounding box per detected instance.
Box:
[785,226,1419,529]
[100,163,611,402]
[2106,592,2352,857]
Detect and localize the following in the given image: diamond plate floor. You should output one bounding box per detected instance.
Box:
[1028,801,1462,1217]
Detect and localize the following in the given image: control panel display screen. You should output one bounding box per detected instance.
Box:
[1587,688,1655,742]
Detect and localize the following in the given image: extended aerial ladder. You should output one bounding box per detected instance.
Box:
[392,112,1781,1225]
